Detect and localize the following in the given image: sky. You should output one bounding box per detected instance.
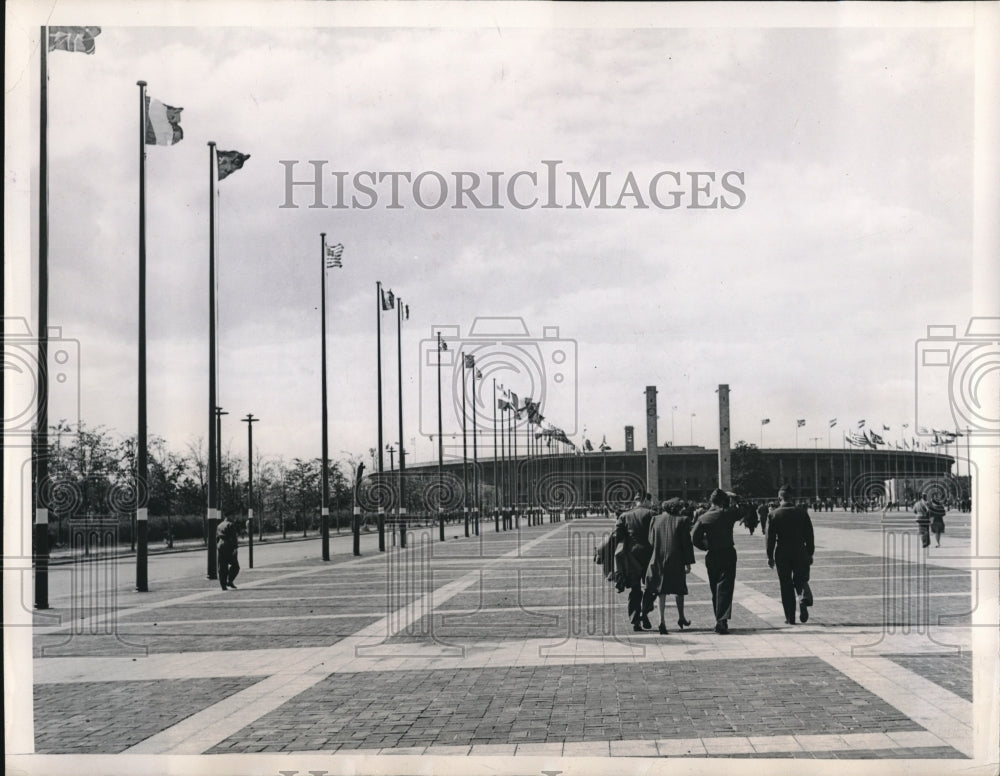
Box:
[6,4,989,471]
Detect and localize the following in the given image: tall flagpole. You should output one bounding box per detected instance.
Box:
[436,331,445,542]
[512,406,518,527]
[320,233,330,561]
[493,379,499,531]
[136,81,149,591]
[462,355,469,538]
[471,362,479,535]
[35,26,51,609]
[376,282,385,474]
[396,298,407,548]
[206,142,218,580]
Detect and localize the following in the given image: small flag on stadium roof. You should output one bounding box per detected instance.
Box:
[797,419,806,428]
[404,304,409,320]
[858,419,866,427]
[217,150,250,180]
[48,26,102,54]
[380,288,393,310]
[325,243,343,269]
[144,97,183,146]
[761,418,770,426]
[829,418,837,427]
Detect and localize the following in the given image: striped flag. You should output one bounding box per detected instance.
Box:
[217,150,250,180]
[48,26,101,54]
[325,243,343,269]
[761,418,770,426]
[380,288,394,310]
[829,418,837,428]
[857,419,866,428]
[144,97,183,146]
[797,419,806,428]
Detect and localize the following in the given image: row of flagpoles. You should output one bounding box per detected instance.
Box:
[34,27,252,606]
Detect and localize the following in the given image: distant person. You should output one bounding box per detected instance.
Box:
[642,499,696,634]
[217,515,241,590]
[766,485,815,624]
[615,492,656,631]
[757,502,772,535]
[914,495,947,549]
[691,489,745,634]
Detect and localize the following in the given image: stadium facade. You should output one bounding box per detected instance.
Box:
[406,444,957,509]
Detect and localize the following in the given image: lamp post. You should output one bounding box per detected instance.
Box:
[461,354,469,538]
[215,407,228,519]
[690,413,696,446]
[242,414,258,568]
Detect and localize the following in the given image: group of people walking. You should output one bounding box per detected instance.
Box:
[606,485,815,634]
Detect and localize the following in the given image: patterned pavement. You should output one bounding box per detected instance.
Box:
[18,510,990,768]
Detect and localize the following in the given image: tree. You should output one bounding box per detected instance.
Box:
[731,441,773,498]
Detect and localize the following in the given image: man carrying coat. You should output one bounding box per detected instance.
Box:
[766,485,815,624]
[615,492,656,631]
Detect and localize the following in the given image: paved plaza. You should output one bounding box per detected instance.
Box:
[17,510,990,768]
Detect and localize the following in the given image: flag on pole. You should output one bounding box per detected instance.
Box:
[380,288,394,310]
[583,438,594,452]
[404,304,410,320]
[797,419,806,428]
[829,418,837,427]
[761,418,770,426]
[48,26,102,54]
[882,424,891,431]
[464,354,475,369]
[217,150,250,179]
[510,391,519,409]
[870,431,885,445]
[857,419,866,428]
[599,436,611,452]
[438,336,448,351]
[144,97,184,146]
[325,243,343,268]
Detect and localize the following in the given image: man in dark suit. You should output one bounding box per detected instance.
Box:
[691,488,743,634]
[766,485,815,624]
[615,492,656,631]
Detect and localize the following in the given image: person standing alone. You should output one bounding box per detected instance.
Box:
[217,515,242,590]
[766,485,815,624]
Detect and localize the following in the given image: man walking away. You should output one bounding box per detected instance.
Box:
[616,492,656,631]
[217,515,241,590]
[692,489,743,634]
[766,485,814,624]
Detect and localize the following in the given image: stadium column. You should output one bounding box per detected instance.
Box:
[645,386,659,500]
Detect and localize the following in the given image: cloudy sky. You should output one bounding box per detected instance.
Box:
[7,3,988,469]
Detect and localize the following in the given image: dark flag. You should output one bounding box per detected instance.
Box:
[217,150,250,180]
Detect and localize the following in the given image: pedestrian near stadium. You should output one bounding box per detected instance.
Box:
[216,515,242,590]
[766,485,815,624]
[642,499,696,634]
[691,489,744,635]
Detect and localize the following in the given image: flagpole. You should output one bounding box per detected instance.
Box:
[35,25,51,609]
[462,355,469,538]
[472,367,479,535]
[136,81,149,591]
[512,406,519,528]
[396,298,407,548]
[206,142,219,580]
[376,282,385,474]
[436,332,445,542]
[493,379,499,532]
[320,233,331,560]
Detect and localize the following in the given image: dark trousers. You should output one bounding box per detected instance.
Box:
[705,546,737,623]
[775,552,811,622]
[627,585,644,619]
[218,546,240,588]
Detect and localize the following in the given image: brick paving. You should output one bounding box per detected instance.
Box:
[206,657,920,753]
[34,677,257,753]
[884,653,973,702]
[21,512,982,763]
